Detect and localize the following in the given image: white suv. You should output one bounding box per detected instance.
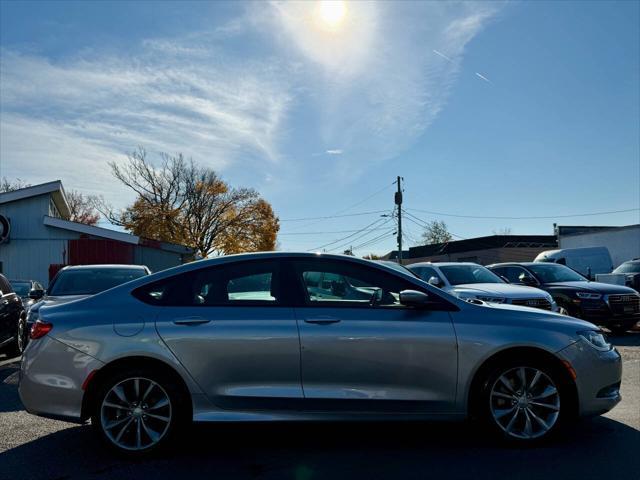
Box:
[407,262,558,311]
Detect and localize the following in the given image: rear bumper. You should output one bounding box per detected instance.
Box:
[19,336,104,423]
[557,340,622,417]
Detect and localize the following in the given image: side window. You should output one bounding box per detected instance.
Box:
[133,261,279,306]
[500,267,527,284]
[417,266,441,283]
[296,260,421,308]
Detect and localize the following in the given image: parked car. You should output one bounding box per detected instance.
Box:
[407,262,557,312]
[488,262,640,334]
[20,252,622,454]
[27,264,151,332]
[0,274,27,357]
[611,259,640,292]
[533,246,613,279]
[9,279,45,311]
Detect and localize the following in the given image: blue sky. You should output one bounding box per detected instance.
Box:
[1,1,638,254]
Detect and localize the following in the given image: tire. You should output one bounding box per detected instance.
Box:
[477,358,570,444]
[91,367,188,456]
[4,316,27,358]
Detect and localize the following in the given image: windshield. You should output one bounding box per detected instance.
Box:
[438,265,505,286]
[613,262,640,274]
[527,263,587,283]
[48,268,147,296]
[10,281,31,297]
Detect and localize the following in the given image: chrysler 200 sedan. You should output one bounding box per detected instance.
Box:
[19,253,621,455]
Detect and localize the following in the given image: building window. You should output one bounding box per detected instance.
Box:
[49,197,61,219]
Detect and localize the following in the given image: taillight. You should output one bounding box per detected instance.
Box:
[30,320,53,339]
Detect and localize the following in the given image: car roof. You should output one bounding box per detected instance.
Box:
[60,264,149,271]
[8,279,35,282]
[407,262,481,267]
[487,262,538,267]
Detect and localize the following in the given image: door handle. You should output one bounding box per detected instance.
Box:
[304,316,341,325]
[173,317,211,326]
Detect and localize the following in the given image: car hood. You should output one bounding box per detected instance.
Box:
[448,283,550,299]
[476,301,597,330]
[29,295,92,315]
[544,281,638,294]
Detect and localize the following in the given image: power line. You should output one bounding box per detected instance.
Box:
[407,207,640,220]
[279,226,394,236]
[325,217,396,253]
[307,215,391,252]
[280,209,389,222]
[352,228,397,251]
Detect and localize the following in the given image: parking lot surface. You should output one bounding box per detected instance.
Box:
[1,334,638,480]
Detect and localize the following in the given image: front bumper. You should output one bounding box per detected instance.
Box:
[557,339,622,417]
[576,299,639,328]
[19,336,104,423]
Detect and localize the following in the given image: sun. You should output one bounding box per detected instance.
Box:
[316,1,347,30]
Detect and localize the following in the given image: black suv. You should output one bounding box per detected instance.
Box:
[0,274,27,357]
[488,262,640,334]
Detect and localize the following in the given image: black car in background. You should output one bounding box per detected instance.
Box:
[0,274,27,357]
[612,259,640,292]
[488,262,640,334]
[9,279,45,312]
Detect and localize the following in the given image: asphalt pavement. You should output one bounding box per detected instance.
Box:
[0,334,638,480]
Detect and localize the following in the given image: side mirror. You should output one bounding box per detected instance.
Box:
[520,275,537,286]
[428,276,442,288]
[400,289,431,307]
[29,289,45,300]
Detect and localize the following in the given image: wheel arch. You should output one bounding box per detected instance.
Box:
[467,346,578,420]
[81,355,193,422]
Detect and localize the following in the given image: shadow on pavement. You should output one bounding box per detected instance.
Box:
[1,415,638,480]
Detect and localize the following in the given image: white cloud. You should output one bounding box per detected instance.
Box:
[0,45,293,197]
[326,149,343,155]
[258,1,503,177]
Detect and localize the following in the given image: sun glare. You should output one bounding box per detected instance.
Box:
[316,1,347,30]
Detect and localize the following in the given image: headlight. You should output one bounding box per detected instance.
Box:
[476,296,506,304]
[579,330,612,351]
[576,292,602,300]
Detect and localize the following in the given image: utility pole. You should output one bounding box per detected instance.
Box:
[395,176,403,264]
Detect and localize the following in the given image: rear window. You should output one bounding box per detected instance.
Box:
[48,268,147,296]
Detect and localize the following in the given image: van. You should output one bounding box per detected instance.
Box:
[533,246,613,279]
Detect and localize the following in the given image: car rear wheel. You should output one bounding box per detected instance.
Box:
[5,316,27,358]
[91,368,185,456]
[480,361,567,443]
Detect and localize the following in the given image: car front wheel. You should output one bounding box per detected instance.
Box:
[480,362,567,443]
[91,368,185,456]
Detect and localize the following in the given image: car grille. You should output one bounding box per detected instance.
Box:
[607,294,640,315]
[511,298,552,310]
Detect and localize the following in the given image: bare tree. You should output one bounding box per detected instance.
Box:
[0,178,31,193]
[420,220,453,245]
[66,190,100,225]
[99,148,279,257]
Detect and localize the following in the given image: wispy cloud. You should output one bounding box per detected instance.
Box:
[433,49,454,63]
[475,72,492,83]
[326,149,343,155]
[0,45,292,203]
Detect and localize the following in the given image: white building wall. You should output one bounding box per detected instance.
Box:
[0,193,79,285]
[559,225,640,268]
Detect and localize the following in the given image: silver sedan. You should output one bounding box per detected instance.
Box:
[19,252,622,455]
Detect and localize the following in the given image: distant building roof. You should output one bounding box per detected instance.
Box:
[557,224,639,237]
[382,250,411,260]
[407,234,557,259]
[0,180,71,218]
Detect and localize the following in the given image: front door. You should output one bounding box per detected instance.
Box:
[291,259,458,413]
[152,260,302,410]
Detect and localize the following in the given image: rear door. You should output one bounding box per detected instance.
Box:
[150,259,303,410]
[291,259,458,413]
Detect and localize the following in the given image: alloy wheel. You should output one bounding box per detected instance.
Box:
[489,366,560,440]
[16,319,25,353]
[100,377,172,451]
